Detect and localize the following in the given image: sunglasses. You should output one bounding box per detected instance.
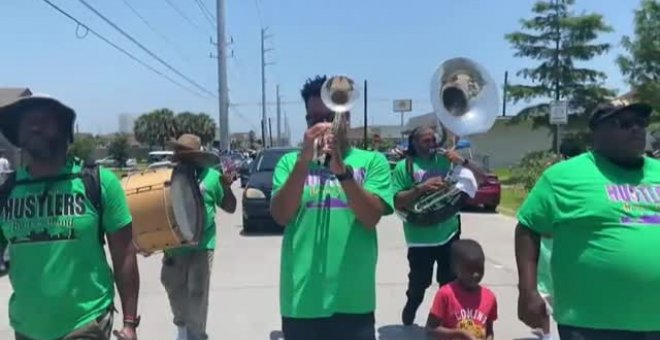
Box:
[306,112,336,125]
[603,116,650,130]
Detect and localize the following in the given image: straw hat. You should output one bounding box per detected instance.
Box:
[166,134,220,167]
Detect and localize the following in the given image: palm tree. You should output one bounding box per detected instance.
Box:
[134,109,177,148]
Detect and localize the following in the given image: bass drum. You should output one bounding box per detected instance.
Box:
[121,164,205,254]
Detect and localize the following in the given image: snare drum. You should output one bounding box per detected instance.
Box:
[121,164,205,254]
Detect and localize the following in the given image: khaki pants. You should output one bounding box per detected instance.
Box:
[161,251,214,340]
[15,309,113,340]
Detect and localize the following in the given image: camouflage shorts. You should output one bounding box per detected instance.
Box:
[15,309,114,340]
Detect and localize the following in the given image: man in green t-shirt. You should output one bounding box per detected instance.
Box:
[392,126,480,326]
[516,98,660,339]
[0,94,140,340]
[270,75,394,340]
[160,134,236,340]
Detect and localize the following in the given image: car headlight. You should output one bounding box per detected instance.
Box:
[245,188,266,199]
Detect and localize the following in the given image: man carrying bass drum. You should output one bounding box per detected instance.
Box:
[393,125,482,326]
[160,134,237,340]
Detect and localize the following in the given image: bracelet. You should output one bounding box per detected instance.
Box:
[123,315,141,327]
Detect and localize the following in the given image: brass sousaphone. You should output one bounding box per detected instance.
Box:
[396,57,499,225]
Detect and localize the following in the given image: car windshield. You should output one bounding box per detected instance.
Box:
[256,150,295,172]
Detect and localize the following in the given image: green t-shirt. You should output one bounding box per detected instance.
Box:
[391,156,459,246]
[0,159,132,340]
[536,237,553,297]
[272,148,394,318]
[166,167,225,256]
[517,152,660,331]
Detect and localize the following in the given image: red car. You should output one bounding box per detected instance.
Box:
[464,173,501,211]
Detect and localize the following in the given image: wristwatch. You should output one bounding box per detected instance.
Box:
[335,165,354,182]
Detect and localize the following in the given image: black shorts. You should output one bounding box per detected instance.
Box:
[282,312,375,340]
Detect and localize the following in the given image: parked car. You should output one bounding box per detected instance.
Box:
[463,173,501,211]
[95,157,137,168]
[238,159,253,188]
[242,147,298,234]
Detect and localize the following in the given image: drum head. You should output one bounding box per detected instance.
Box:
[170,165,204,242]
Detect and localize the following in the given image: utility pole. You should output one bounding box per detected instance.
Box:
[260,27,274,147]
[216,0,230,150]
[502,71,508,116]
[363,80,368,149]
[268,118,273,147]
[276,85,281,147]
[553,0,562,154]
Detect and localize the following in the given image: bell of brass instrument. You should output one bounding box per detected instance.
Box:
[396,58,498,226]
[315,75,360,165]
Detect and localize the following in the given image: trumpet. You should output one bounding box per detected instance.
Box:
[314,75,360,165]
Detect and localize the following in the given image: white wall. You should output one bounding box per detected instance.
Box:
[470,118,552,169]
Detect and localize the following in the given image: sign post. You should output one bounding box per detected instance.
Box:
[393,99,413,144]
[549,100,568,153]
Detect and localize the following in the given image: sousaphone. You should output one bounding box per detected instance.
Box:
[396,57,499,226]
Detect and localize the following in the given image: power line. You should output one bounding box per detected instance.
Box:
[193,0,216,29]
[254,0,264,27]
[229,105,258,130]
[119,0,191,65]
[77,0,216,97]
[40,0,207,98]
[164,0,207,35]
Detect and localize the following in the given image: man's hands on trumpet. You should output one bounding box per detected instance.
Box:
[322,132,346,175]
[301,122,332,162]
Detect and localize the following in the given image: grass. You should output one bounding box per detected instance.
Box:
[498,186,527,217]
[494,167,520,186]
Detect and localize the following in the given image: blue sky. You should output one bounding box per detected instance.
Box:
[0,0,640,142]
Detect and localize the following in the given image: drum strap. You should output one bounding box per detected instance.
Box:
[0,161,105,246]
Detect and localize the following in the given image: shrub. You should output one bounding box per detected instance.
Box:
[512,151,562,192]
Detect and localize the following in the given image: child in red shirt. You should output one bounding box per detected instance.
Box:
[426,239,497,340]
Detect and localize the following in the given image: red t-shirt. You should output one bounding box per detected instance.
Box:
[429,282,498,339]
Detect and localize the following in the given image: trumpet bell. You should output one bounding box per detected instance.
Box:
[430,57,499,137]
[321,75,360,113]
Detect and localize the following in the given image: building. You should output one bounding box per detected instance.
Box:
[118,113,138,134]
[347,124,406,146]
[0,87,32,167]
[399,112,556,169]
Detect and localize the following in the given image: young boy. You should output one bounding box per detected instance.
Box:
[426,239,497,340]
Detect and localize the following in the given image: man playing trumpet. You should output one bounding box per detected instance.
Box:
[393,125,481,326]
[270,75,394,340]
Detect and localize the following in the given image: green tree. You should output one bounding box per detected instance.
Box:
[108,134,131,167]
[133,109,177,148]
[174,112,217,146]
[617,0,660,124]
[68,134,97,161]
[505,0,616,149]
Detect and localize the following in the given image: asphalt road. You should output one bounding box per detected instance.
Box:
[0,184,552,339]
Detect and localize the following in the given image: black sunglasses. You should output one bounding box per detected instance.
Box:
[306,112,336,124]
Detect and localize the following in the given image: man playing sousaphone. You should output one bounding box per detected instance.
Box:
[160,134,236,340]
[393,125,483,326]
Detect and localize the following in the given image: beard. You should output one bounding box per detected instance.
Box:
[23,134,67,162]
